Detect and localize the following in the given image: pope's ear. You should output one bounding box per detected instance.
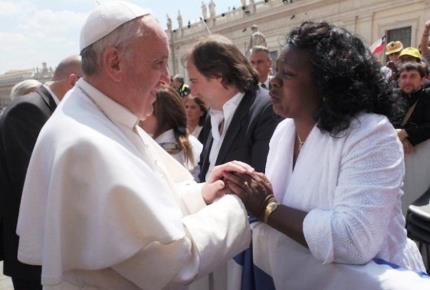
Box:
[102,47,123,82]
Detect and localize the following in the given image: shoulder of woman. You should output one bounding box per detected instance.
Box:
[347,113,393,136]
[345,113,399,149]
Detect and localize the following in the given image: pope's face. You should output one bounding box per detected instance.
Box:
[123,17,170,120]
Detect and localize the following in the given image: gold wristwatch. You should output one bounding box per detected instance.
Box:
[263,201,279,223]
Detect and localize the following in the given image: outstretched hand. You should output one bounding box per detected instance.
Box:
[223,171,275,220]
[202,160,255,204]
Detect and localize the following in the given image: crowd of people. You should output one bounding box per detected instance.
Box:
[0,1,430,289]
[382,22,430,154]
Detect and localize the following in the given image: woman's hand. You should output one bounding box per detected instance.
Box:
[224,171,275,220]
[202,161,254,204]
[226,171,308,247]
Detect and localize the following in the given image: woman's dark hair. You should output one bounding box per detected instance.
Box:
[286,21,398,135]
[187,34,259,93]
[153,86,194,164]
[184,95,208,126]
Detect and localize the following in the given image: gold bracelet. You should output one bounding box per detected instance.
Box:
[263,201,279,224]
[263,194,274,204]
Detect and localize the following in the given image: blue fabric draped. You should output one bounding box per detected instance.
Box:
[233,216,276,290]
[373,258,429,278]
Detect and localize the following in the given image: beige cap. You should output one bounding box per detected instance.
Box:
[385,41,403,55]
[80,1,151,52]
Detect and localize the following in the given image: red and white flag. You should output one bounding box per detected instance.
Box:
[370,35,386,55]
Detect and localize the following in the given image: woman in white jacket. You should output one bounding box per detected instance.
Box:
[224,21,428,289]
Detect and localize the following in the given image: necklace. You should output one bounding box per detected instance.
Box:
[297,134,305,152]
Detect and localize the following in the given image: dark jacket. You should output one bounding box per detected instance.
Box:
[394,87,430,146]
[198,86,281,181]
[0,86,56,280]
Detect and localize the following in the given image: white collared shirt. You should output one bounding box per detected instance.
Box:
[259,75,272,90]
[76,79,147,152]
[77,80,176,182]
[205,92,244,181]
[77,79,138,128]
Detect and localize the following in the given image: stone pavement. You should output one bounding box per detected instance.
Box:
[0,262,13,290]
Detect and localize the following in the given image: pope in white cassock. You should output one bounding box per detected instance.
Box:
[16,1,251,289]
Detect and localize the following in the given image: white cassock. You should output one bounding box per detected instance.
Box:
[252,113,429,289]
[16,79,250,290]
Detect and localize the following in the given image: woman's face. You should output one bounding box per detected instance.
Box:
[185,98,204,124]
[270,47,320,119]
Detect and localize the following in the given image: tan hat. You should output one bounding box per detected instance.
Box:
[80,1,151,52]
[385,41,403,55]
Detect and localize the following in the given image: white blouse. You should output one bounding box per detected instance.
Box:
[266,113,423,268]
[251,113,427,289]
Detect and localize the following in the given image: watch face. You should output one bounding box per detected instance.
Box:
[269,203,277,211]
[264,201,279,223]
[265,202,277,215]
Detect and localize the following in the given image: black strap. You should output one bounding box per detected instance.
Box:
[36,86,57,112]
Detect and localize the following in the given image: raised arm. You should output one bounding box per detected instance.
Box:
[420,20,430,62]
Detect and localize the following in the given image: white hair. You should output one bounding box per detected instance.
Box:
[10,79,42,99]
[81,16,150,76]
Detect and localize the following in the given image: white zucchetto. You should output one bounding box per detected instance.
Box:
[80,1,150,51]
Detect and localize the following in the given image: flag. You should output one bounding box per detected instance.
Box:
[370,35,386,55]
